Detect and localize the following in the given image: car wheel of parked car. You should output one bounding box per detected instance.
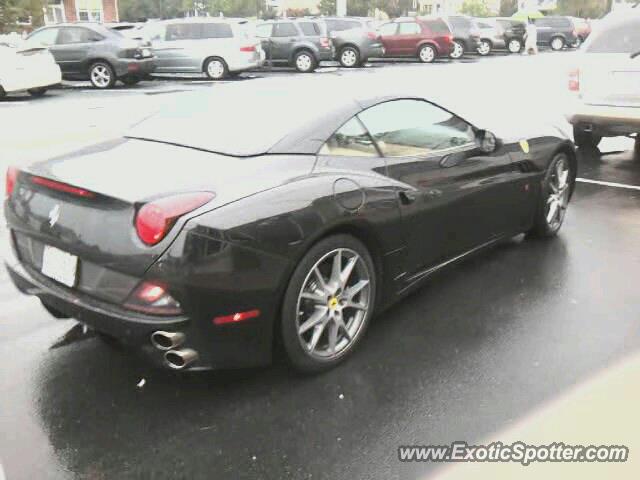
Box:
[294,51,316,73]
[204,57,228,80]
[0,86,5,99]
[89,62,116,89]
[281,234,376,373]
[418,44,436,63]
[550,36,565,51]
[120,75,141,86]
[634,135,640,161]
[339,46,361,68]
[508,39,522,53]
[573,126,602,148]
[27,87,47,97]
[450,40,465,59]
[477,40,492,56]
[529,153,573,238]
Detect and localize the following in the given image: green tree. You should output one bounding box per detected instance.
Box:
[348,0,370,16]
[0,0,20,33]
[499,0,517,16]
[460,0,490,17]
[556,0,607,18]
[318,0,336,15]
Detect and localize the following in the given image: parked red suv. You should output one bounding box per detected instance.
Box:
[378,17,453,63]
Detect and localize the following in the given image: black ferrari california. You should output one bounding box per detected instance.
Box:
[4,82,576,372]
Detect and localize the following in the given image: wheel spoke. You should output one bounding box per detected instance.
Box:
[299,306,328,334]
[300,290,325,304]
[327,321,338,353]
[330,249,342,286]
[313,267,328,291]
[345,279,369,300]
[546,200,559,224]
[344,300,366,311]
[307,323,325,352]
[339,256,358,289]
[335,314,351,341]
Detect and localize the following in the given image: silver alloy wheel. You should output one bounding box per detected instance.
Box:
[478,40,491,55]
[296,53,313,72]
[419,45,435,63]
[551,37,564,51]
[508,39,521,53]
[90,64,111,88]
[545,155,570,230]
[341,48,358,67]
[450,41,464,59]
[295,248,371,360]
[207,59,225,79]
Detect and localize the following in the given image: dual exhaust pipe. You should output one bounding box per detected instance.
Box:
[150,331,198,370]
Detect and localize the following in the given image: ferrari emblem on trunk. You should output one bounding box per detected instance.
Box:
[48,205,60,228]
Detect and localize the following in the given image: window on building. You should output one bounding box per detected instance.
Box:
[422,5,433,14]
[76,0,103,22]
[45,0,65,24]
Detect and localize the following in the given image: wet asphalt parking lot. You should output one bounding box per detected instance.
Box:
[0,51,639,479]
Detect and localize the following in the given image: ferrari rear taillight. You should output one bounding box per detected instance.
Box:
[569,68,580,92]
[125,280,182,315]
[135,192,214,246]
[240,45,256,52]
[5,166,18,198]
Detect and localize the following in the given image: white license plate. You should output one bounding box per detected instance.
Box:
[42,245,78,287]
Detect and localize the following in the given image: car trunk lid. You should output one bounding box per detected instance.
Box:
[580,53,640,108]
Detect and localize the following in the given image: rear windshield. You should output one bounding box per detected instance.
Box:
[584,19,640,54]
[299,22,320,36]
[425,19,450,34]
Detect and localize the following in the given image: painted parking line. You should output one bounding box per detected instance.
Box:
[576,178,640,191]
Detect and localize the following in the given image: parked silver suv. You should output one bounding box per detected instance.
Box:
[139,18,264,80]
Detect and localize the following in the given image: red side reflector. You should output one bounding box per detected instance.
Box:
[5,166,18,198]
[31,176,95,198]
[213,309,260,325]
[240,45,256,52]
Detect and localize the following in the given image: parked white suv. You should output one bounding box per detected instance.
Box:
[566,14,640,152]
[138,18,264,80]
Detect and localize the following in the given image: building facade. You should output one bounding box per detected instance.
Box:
[44,0,119,24]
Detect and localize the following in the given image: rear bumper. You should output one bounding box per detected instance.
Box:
[228,50,266,72]
[114,57,156,78]
[363,44,385,59]
[2,62,61,93]
[566,102,640,135]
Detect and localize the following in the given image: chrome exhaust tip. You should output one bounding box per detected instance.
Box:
[150,331,185,351]
[164,348,199,370]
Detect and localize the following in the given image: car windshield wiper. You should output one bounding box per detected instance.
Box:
[630,49,640,59]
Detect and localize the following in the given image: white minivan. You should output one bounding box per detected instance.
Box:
[139,18,264,80]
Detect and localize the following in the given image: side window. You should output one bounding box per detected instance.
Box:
[379,23,398,36]
[27,28,59,46]
[166,23,200,41]
[273,22,298,37]
[398,22,420,35]
[299,22,320,36]
[358,100,475,158]
[325,19,339,32]
[201,23,233,39]
[320,118,378,157]
[255,24,273,38]
[57,27,94,45]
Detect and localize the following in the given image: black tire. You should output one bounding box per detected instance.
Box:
[120,75,141,86]
[528,152,574,238]
[450,40,465,59]
[281,234,376,373]
[204,57,228,80]
[28,87,48,97]
[477,39,492,56]
[418,44,436,63]
[293,50,316,73]
[89,61,116,89]
[550,36,565,51]
[573,126,602,148]
[634,136,640,161]
[339,46,361,68]
[0,85,5,99]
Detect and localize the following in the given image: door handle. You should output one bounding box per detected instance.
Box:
[398,190,419,205]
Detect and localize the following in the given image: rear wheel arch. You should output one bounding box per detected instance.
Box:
[291,47,316,63]
[416,41,438,55]
[87,58,114,75]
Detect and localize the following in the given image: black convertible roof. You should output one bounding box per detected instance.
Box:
[126,79,398,157]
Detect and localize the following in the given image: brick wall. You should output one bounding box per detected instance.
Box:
[63,0,77,21]
[103,0,119,22]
